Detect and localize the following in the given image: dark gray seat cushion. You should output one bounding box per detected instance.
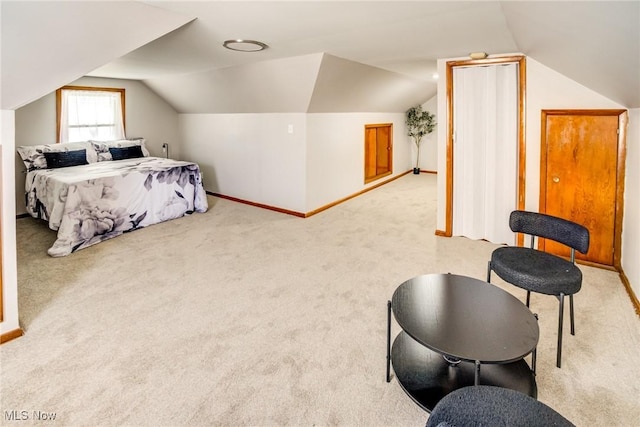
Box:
[491,246,582,296]
[426,386,574,427]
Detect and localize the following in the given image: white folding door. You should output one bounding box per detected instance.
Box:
[452,63,518,245]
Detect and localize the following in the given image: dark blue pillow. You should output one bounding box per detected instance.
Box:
[43,149,88,169]
[109,145,144,161]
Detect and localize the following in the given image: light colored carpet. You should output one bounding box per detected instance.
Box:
[2,173,640,426]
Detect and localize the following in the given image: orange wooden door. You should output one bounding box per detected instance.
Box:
[364,123,392,183]
[540,112,621,265]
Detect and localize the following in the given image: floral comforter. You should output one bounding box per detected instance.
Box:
[25,157,208,257]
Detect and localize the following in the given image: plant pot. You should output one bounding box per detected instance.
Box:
[413,168,421,174]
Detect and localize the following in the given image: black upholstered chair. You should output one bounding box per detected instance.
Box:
[487,210,590,368]
[425,385,574,427]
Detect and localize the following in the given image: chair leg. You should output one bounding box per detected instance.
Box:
[569,294,575,335]
[531,314,538,375]
[386,300,392,383]
[557,293,565,368]
[486,261,492,282]
[526,290,531,308]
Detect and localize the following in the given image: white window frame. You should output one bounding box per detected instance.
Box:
[56,86,126,143]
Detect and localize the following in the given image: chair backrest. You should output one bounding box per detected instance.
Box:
[509,210,590,254]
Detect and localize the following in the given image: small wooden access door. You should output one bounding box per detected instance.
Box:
[540,109,627,267]
[364,123,392,183]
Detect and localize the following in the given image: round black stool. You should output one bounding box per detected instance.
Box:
[425,386,574,427]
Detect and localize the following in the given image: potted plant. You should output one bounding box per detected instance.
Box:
[406,105,436,174]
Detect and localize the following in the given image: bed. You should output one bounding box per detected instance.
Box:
[17,139,208,257]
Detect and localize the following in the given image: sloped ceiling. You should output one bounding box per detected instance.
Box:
[144,54,323,113]
[90,1,639,110]
[4,1,639,111]
[500,1,640,109]
[144,53,433,113]
[1,1,195,110]
[307,54,432,113]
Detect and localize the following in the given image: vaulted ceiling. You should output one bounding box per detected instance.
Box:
[88,1,640,110]
[3,1,639,112]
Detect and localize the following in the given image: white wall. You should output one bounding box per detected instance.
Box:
[1,110,20,336]
[437,55,628,229]
[179,112,412,214]
[179,114,307,212]
[622,109,639,298]
[436,55,637,296]
[306,113,410,211]
[13,77,180,215]
[527,65,638,300]
[523,57,623,212]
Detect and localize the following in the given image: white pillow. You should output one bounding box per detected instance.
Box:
[17,141,98,171]
[90,138,150,161]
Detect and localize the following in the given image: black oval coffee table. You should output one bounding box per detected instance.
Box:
[386,273,539,412]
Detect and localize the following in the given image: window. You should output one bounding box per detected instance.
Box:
[56,86,125,143]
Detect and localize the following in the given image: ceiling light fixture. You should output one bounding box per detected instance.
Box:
[469,52,488,60]
[223,39,268,52]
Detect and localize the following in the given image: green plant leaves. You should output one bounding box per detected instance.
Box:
[406,105,436,144]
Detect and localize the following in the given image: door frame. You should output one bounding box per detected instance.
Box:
[539,109,628,269]
[443,55,527,243]
[364,123,393,184]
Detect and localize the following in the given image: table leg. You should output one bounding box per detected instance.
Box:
[474,360,481,385]
[386,300,392,383]
[531,347,537,375]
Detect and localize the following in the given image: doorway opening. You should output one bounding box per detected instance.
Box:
[444,55,526,243]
